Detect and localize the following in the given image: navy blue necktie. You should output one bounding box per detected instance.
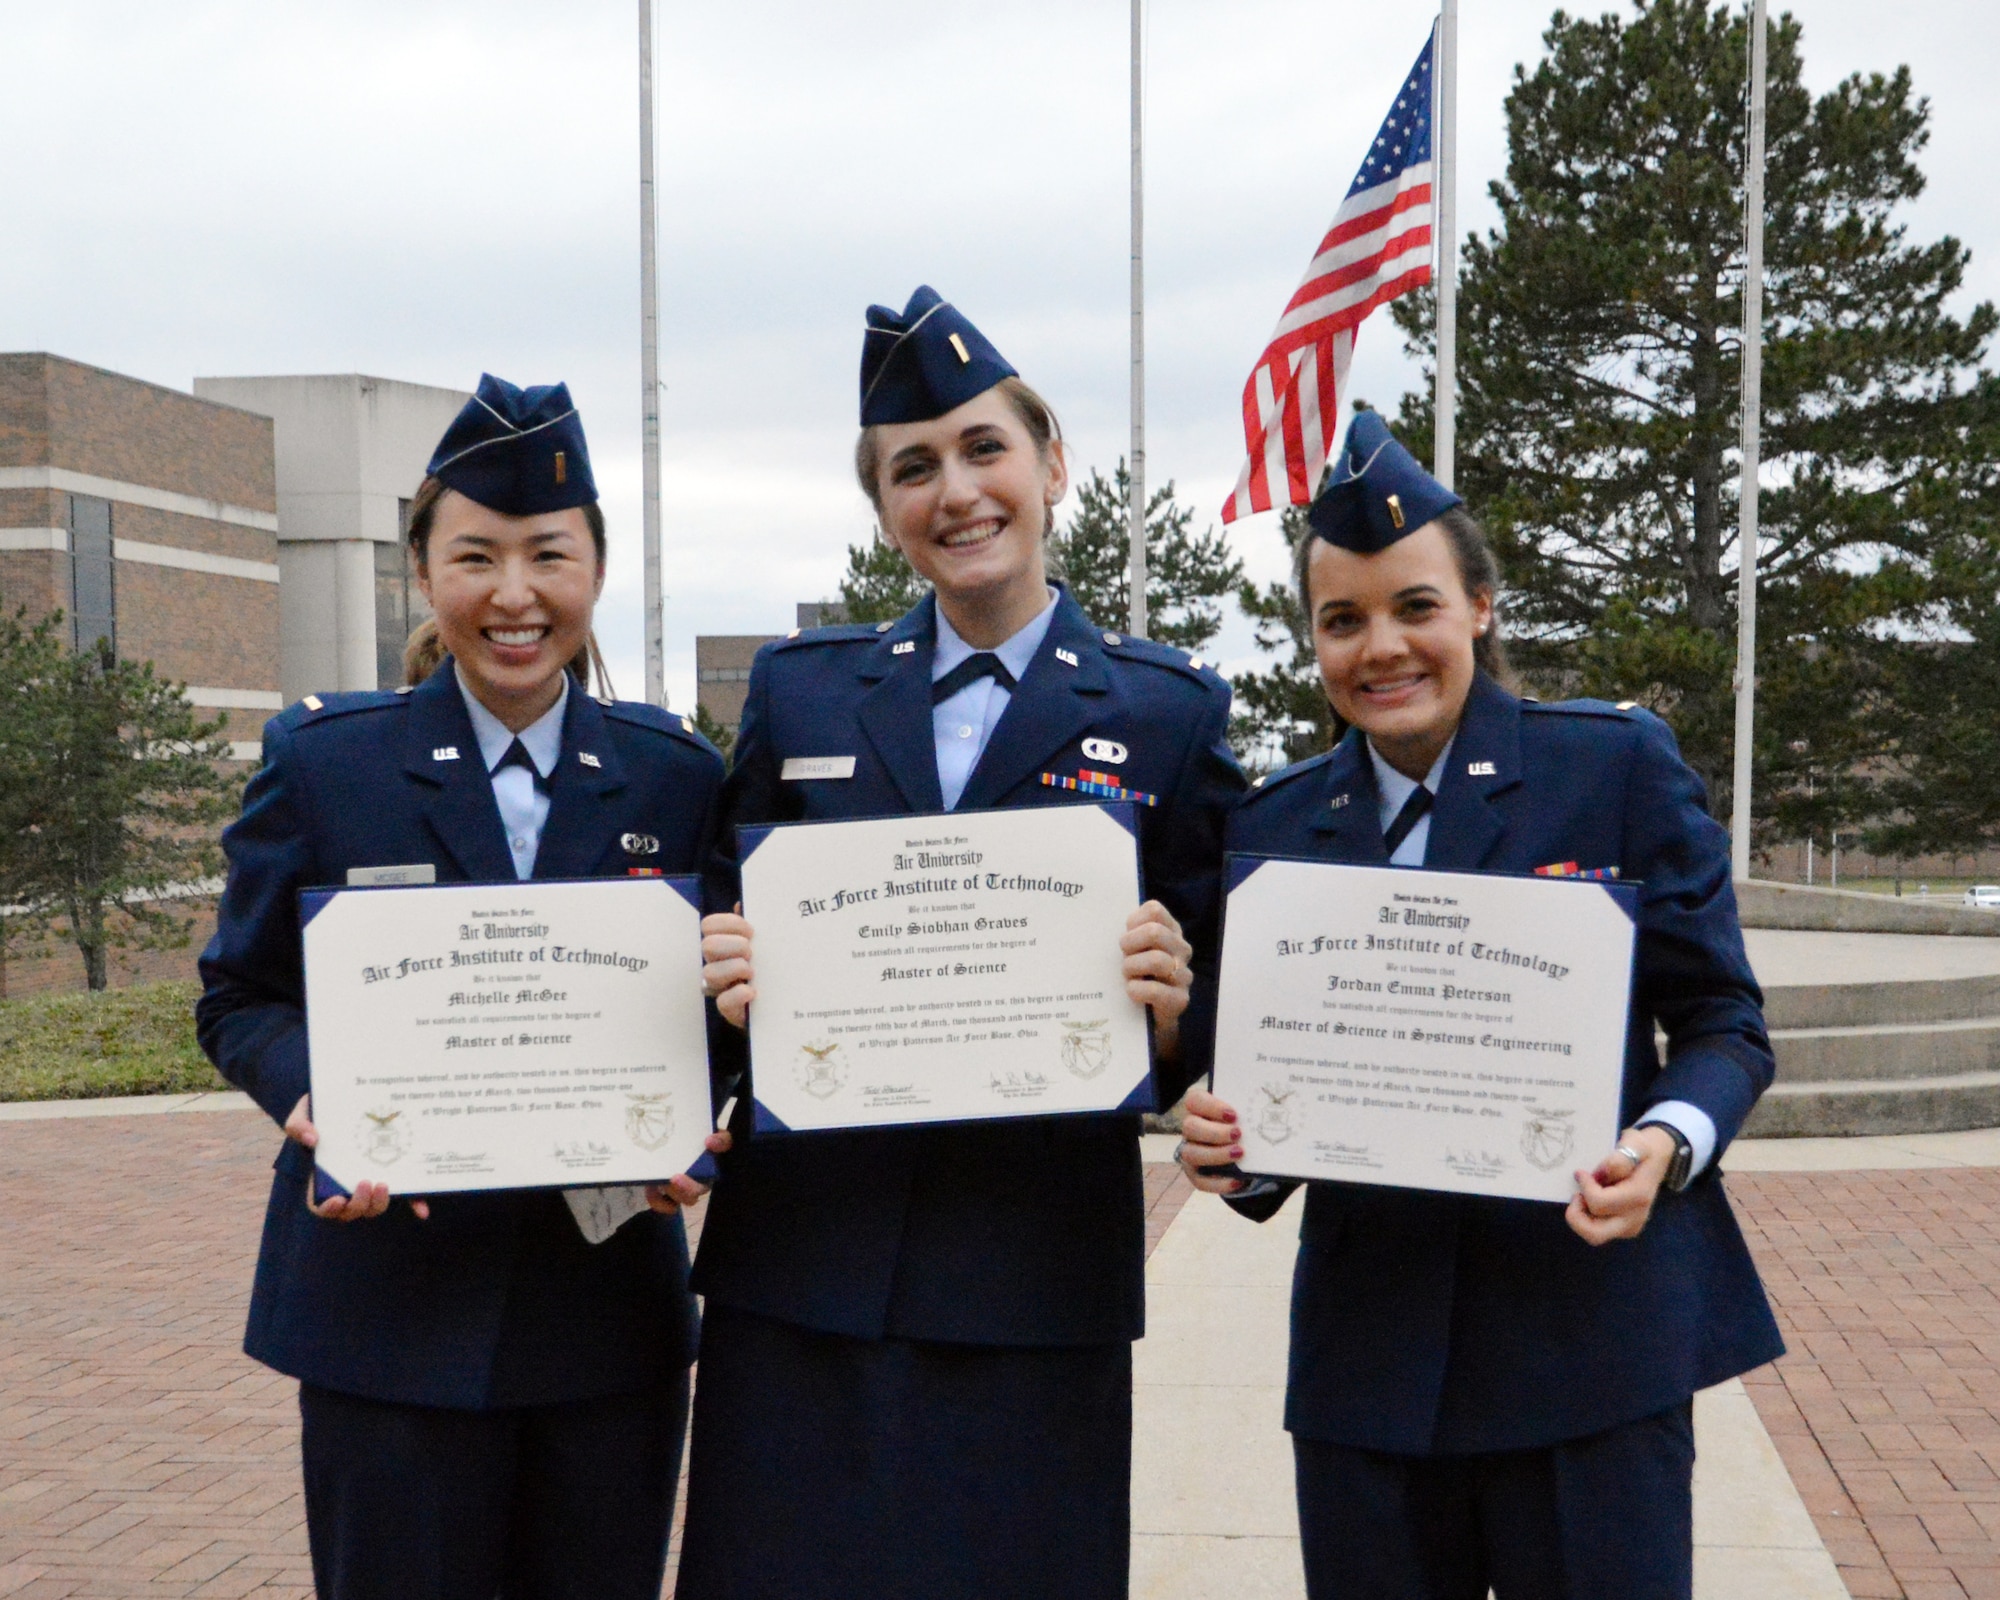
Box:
[931,652,1018,706]
[495,738,549,795]
[1382,785,1433,856]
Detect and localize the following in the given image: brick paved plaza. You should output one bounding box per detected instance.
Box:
[7,1108,1999,1598]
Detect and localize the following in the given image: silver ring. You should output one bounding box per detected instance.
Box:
[1615,1143,1645,1168]
[1173,1139,1190,1167]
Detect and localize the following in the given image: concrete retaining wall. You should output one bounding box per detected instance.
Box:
[1737,880,2000,937]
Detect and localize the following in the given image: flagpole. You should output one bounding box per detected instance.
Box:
[1433,0,1458,489]
[1127,0,1148,639]
[639,0,665,706]
[1730,0,1767,881]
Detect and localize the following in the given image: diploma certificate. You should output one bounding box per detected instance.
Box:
[738,804,1152,1132]
[1212,858,1638,1203]
[302,877,712,1195]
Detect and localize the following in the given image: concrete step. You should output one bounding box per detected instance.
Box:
[1744,1067,2000,1138]
[1763,972,2000,1030]
[1769,1014,2000,1084]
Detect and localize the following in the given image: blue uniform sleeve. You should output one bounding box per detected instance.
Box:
[195,719,319,1130]
[1623,714,1774,1155]
[1152,682,1249,1101]
[704,646,793,918]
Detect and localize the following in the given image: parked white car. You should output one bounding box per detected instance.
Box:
[1963,886,2000,910]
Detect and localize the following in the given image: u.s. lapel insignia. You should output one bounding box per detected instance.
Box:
[1329,793,1351,810]
[1055,647,1079,667]
[1081,737,1128,765]
[1467,760,1496,777]
[432,745,459,761]
[892,640,916,655]
[578,751,602,769]
[621,832,660,857]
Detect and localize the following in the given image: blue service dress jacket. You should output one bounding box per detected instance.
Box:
[694,587,1247,1347]
[1228,672,1784,1455]
[196,664,725,1411]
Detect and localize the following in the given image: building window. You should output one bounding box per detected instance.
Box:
[69,495,115,653]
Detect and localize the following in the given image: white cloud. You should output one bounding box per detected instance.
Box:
[2,0,1994,706]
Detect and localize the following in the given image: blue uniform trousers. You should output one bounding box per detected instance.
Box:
[1294,1401,1695,1600]
[298,1375,690,1600]
[675,1304,1131,1600]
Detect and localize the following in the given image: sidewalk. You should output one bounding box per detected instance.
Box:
[7,1095,2000,1597]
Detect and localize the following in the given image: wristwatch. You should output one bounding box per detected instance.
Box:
[1636,1120,1694,1192]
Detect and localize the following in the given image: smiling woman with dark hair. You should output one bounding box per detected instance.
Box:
[196,375,728,1600]
[677,286,1246,1600]
[1177,410,1784,1600]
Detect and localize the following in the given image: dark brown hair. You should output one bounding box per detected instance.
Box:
[1294,504,1515,686]
[852,376,1064,531]
[401,476,614,697]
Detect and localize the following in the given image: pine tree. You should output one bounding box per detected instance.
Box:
[0,612,241,990]
[835,531,929,625]
[1228,506,1338,771]
[1049,462,1243,651]
[1388,0,2000,845]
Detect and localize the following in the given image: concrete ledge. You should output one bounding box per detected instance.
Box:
[1738,878,2000,936]
[1770,1014,2000,1083]
[0,1090,257,1122]
[1745,1069,2000,1137]
[1764,971,2000,1030]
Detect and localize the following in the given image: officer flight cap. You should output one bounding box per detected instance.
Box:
[1306,408,1461,553]
[427,373,599,515]
[859,285,1018,426]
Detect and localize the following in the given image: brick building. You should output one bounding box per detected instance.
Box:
[696,602,846,734]
[0,353,285,997]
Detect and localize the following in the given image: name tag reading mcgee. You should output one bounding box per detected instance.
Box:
[781,756,857,782]
[346,863,437,887]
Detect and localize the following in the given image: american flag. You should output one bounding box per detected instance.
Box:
[1222,29,1437,522]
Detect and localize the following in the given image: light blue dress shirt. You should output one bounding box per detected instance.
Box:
[1364,733,1715,1178]
[931,591,1059,810]
[457,667,567,882]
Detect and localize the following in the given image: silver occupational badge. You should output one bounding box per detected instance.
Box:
[1081,738,1128,765]
[621,832,660,856]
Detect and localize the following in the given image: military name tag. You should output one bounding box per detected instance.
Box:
[781,756,857,782]
[346,863,437,887]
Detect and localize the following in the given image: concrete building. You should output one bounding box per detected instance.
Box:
[0,353,281,761]
[696,602,846,733]
[192,373,468,701]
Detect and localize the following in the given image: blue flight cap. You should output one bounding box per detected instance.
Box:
[859,286,1018,426]
[1306,408,1462,553]
[426,374,598,515]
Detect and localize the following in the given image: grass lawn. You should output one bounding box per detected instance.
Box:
[0,980,226,1102]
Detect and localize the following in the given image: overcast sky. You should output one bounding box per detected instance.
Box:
[4,0,1996,709]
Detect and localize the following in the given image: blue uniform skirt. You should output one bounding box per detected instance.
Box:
[675,1303,1132,1600]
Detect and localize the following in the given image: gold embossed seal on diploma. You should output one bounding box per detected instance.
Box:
[736,803,1153,1132]
[1211,858,1640,1203]
[301,877,713,1195]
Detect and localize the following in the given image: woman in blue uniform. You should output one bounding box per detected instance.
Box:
[1178,410,1783,1600]
[677,287,1246,1599]
[196,376,726,1600]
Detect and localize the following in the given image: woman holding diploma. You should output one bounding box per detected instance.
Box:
[1178,411,1782,1600]
[678,287,1244,1599]
[196,376,726,1600]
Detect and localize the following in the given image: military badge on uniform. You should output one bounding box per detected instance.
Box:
[622,832,660,856]
[1081,737,1128,765]
[578,751,602,769]
[1040,770,1158,806]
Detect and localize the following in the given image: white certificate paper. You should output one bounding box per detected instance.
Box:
[1212,858,1638,1203]
[738,804,1152,1132]
[302,878,712,1195]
